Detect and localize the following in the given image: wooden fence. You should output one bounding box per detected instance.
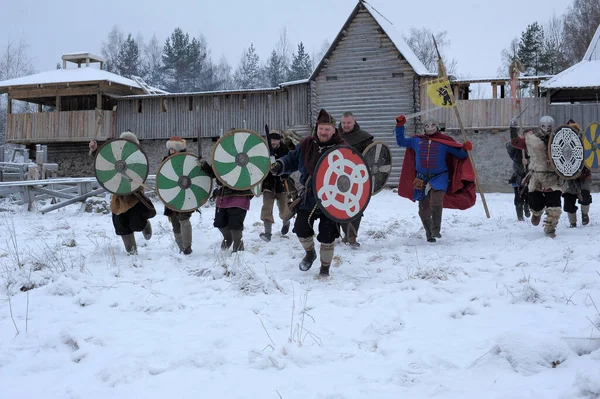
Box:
[7,110,114,143]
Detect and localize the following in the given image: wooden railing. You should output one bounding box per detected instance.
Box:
[6,110,114,143]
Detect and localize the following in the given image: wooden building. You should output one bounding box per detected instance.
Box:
[309,0,437,182]
[115,80,311,141]
[0,53,148,144]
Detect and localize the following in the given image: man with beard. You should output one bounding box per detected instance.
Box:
[338,111,374,248]
[510,116,565,238]
[395,116,474,243]
[271,109,346,278]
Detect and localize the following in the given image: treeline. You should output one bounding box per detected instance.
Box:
[98,26,326,93]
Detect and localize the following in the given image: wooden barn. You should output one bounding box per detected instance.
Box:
[308,0,437,182]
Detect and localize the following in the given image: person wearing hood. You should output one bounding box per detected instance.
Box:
[89,131,156,255]
[395,116,473,243]
[337,111,374,248]
[510,116,565,238]
[271,108,346,278]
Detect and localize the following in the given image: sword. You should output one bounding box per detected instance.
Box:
[403,106,443,120]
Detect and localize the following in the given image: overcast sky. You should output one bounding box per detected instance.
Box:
[2,0,573,78]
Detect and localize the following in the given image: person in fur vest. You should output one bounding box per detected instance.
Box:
[260,130,291,242]
[510,116,565,238]
[506,118,531,221]
[271,108,347,278]
[395,115,474,243]
[337,111,374,248]
[562,120,592,227]
[89,131,155,254]
[198,160,253,253]
[163,136,194,254]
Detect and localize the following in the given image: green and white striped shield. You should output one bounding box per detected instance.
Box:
[94,139,149,195]
[156,153,212,212]
[212,129,270,190]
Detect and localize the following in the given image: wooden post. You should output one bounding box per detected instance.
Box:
[97,93,102,110]
[433,36,491,219]
[56,96,61,112]
[38,103,43,112]
[7,97,12,114]
[492,83,497,99]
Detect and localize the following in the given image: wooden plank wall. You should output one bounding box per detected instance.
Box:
[312,7,419,183]
[7,110,113,142]
[115,86,311,140]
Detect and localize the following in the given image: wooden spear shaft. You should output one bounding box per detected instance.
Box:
[433,37,491,218]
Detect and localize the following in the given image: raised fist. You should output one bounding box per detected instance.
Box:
[462,141,473,151]
[395,115,406,127]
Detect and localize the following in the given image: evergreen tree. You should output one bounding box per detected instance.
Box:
[115,34,142,78]
[288,42,312,81]
[233,43,262,89]
[162,28,196,92]
[264,50,286,87]
[517,22,546,75]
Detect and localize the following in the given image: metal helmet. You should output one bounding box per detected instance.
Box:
[510,118,518,128]
[539,116,554,134]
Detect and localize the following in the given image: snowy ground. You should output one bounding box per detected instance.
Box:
[1,190,599,399]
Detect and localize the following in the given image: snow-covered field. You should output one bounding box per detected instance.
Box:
[1,190,599,399]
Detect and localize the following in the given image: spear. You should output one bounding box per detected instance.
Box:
[432,36,490,218]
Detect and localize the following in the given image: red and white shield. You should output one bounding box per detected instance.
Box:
[313,146,372,222]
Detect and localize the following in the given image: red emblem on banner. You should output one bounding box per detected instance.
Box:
[313,146,372,222]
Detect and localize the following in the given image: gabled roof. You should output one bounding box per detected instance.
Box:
[309,1,436,81]
[0,67,147,92]
[541,24,600,90]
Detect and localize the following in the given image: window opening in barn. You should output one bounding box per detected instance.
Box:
[136,99,142,113]
[362,57,367,61]
[326,76,338,81]
[188,97,193,111]
[241,94,247,110]
[213,96,220,111]
[392,72,404,78]
[161,98,168,112]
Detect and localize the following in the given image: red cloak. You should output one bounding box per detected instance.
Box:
[397,133,476,210]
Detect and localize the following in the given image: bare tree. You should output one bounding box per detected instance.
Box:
[214,54,233,90]
[275,28,293,76]
[403,28,458,75]
[101,25,125,72]
[563,0,600,63]
[143,34,164,88]
[543,13,570,74]
[312,39,331,70]
[0,36,35,140]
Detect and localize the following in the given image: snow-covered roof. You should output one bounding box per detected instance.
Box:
[362,2,436,77]
[0,67,144,90]
[309,1,436,81]
[541,24,600,90]
[279,78,310,87]
[452,75,553,84]
[120,86,284,100]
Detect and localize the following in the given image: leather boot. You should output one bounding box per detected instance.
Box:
[219,227,232,250]
[180,219,192,254]
[523,202,531,218]
[318,264,330,277]
[431,206,443,238]
[121,233,137,255]
[567,212,577,228]
[230,230,244,252]
[142,221,152,240]
[260,222,272,242]
[299,249,317,271]
[581,205,590,225]
[516,204,524,221]
[420,214,436,243]
[281,220,290,235]
[531,211,542,226]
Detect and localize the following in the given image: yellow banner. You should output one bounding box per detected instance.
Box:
[426,78,455,108]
